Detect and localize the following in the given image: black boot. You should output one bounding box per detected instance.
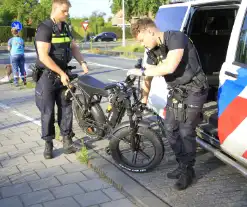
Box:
[167,163,195,179]
[167,163,183,179]
[44,141,53,159]
[63,135,77,154]
[174,165,195,191]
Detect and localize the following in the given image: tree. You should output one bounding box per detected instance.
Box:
[89,11,106,34]
[110,0,169,20]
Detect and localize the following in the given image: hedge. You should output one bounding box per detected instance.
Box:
[0,26,36,43]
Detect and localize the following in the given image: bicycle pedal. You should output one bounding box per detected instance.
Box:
[105,147,111,155]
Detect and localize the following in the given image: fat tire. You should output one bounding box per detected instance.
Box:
[72,91,105,139]
[109,126,164,173]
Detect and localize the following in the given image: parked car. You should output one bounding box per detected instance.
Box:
[93,32,117,42]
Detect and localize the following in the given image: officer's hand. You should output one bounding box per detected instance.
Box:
[60,72,70,86]
[81,64,89,75]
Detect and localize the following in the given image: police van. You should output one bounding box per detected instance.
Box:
[147,0,247,177]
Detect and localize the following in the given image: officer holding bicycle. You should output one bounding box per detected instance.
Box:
[34,0,89,159]
[127,18,208,190]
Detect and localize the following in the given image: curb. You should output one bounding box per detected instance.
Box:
[85,148,171,207]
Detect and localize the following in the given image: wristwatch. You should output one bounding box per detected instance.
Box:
[81,60,87,65]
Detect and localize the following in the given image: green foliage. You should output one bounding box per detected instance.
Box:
[0,0,51,27]
[0,26,36,42]
[111,0,169,19]
[76,144,90,164]
[112,44,145,53]
[0,26,12,42]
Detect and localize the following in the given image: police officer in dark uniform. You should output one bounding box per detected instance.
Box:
[34,0,89,159]
[127,18,209,190]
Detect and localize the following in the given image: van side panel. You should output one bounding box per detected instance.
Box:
[218,0,247,166]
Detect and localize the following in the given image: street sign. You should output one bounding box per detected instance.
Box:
[81,21,89,31]
[11,21,23,32]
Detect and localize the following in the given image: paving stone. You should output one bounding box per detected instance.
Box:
[73,190,111,207]
[36,166,66,178]
[1,156,27,167]
[0,178,12,187]
[20,189,55,206]
[0,138,24,146]
[100,198,137,207]
[0,182,32,198]
[61,162,88,173]
[82,169,100,179]
[0,153,10,161]
[64,154,77,162]
[42,156,70,168]
[31,146,45,154]
[0,196,24,207]
[0,166,19,178]
[21,135,40,142]
[17,161,46,172]
[102,187,125,200]
[0,145,17,154]
[0,129,14,135]
[0,136,9,142]
[78,178,111,192]
[43,197,80,207]
[8,148,33,158]
[56,172,88,185]
[29,177,60,191]
[25,154,45,163]
[9,171,40,184]
[15,142,39,150]
[5,131,29,139]
[30,204,43,207]
[36,140,45,146]
[50,183,85,199]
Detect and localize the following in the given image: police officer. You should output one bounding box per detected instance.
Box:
[34,0,89,159]
[127,18,209,190]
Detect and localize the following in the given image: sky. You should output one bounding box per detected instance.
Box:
[69,0,113,19]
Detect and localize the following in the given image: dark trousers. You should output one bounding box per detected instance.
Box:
[164,89,208,166]
[35,73,73,141]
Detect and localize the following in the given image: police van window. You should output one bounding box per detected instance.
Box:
[155,6,188,31]
[235,13,247,65]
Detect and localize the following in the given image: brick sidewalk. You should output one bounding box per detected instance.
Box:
[0,92,138,207]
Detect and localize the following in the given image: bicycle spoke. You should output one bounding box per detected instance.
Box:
[132,151,138,164]
[138,150,150,160]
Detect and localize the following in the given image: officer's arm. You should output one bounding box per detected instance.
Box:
[36,41,66,76]
[144,49,184,77]
[141,76,153,104]
[71,40,88,71]
[71,40,84,62]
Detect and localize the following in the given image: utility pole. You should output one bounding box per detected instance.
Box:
[122,0,126,47]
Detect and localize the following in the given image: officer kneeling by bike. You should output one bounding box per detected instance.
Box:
[127,18,209,190]
[33,0,89,159]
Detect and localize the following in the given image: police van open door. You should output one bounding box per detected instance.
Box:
[155,2,191,32]
[218,0,247,166]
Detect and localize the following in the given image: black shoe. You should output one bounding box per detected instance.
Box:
[44,141,53,159]
[63,135,77,154]
[167,164,195,179]
[174,166,195,191]
[167,165,183,179]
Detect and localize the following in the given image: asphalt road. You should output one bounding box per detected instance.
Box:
[0,51,247,207]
